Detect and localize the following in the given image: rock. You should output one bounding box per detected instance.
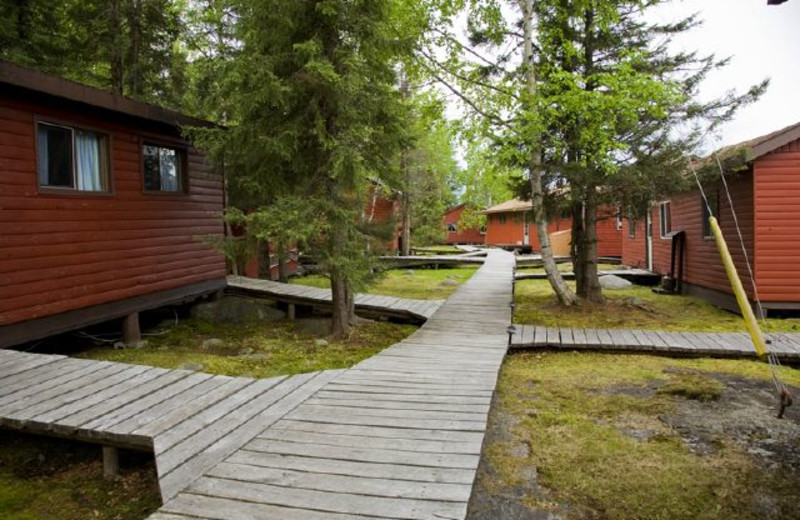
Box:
[440,279,459,287]
[113,340,148,349]
[178,362,205,372]
[238,347,255,356]
[404,269,415,275]
[598,274,633,290]
[190,297,286,324]
[314,339,329,347]
[201,338,225,350]
[294,318,332,337]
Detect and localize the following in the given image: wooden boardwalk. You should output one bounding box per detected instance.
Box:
[378,254,486,267]
[152,250,515,520]
[0,348,341,502]
[227,276,444,322]
[515,268,660,284]
[511,324,800,361]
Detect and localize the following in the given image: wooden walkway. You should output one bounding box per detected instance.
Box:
[227,276,443,322]
[378,254,486,267]
[515,268,660,284]
[152,250,515,520]
[511,324,800,361]
[0,348,341,502]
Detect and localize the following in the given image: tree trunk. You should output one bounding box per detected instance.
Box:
[401,191,411,256]
[258,240,271,280]
[109,0,124,95]
[277,240,288,283]
[574,188,602,302]
[571,199,585,291]
[330,268,349,337]
[520,0,577,306]
[126,0,142,97]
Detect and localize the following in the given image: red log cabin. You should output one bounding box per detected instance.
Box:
[483,198,623,257]
[0,61,226,348]
[442,204,484,245]
[622,120,800,315]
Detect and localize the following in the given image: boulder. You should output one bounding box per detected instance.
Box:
[294,318,332,337]
[598,274,633,290]
[190,297,286,324]
[314,339,330,347]
[403,269,415,275]
[201,338,225,350]
[440,279,459,287]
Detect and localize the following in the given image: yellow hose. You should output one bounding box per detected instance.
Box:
[709,216,767,357]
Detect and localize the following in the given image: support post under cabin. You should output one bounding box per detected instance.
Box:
[122,312,141,345]
[103,446,119,478]
[287,303,296,320]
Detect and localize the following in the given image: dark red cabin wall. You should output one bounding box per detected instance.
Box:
[364,186,401,252]
[623,174,754,298]
[754,139,800,302]
[0,95,226,326]
[595,208,622,257]
[442,206,484,244]
[484,211,570,249]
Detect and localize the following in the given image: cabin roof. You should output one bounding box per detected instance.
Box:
[710,120,800,165]
[482,198,532,214]
[0,59,215,129]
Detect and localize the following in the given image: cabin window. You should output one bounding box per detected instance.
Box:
[499,214,507,225]
[446,223,457,233]
[514,213,522,224]
[702,191,720,238]
[659,201,672,238]
[480,225,486,235]
[628,216,636,238]
[616,215,623,231]
[37,122,110,192]
[143,144,185,193]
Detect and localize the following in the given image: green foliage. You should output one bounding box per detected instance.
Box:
[1,0,186,107]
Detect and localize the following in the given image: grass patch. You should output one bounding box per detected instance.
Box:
[656,373,726,402]
[481,352,800,520]
[76,316,416,378]
[0,430,159,520]
[514,279,800,332]
[291,265,479,300]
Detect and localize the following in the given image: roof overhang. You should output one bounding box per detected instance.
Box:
[0,60,216,129]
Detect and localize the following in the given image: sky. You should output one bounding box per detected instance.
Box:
[651,0,800,150]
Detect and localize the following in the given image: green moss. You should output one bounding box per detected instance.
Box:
[514,279,800,332]
[0,430,160,520]
[77,318,416,378]
[485,352,800,520]
[656,373,726,401]
[291,265,479,300]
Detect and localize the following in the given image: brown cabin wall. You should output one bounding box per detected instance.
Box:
[754,139,800,303]
[622,173,755,299]
[443,205,485,245]
[0,93,226,327]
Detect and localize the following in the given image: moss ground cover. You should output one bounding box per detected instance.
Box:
[76,316,416,378]
[471,352,800,520]
[291,265,479,300]
[0,430,160,520]
[514,279,799,332]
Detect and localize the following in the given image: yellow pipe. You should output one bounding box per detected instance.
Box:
[709,216,767,357]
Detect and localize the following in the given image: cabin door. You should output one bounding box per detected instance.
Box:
[523,213,530,246]
[645,212,654,271]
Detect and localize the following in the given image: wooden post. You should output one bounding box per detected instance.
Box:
[122,312,141,345]
[287,303,296,320]
[210,289,224,302]
[103,446,119,478]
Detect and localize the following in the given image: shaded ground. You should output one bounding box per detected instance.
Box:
[0,430,160,520]
[469,352,800,520]
[291,265,479,300]
[514,279,800,332]
[74,300,416,378]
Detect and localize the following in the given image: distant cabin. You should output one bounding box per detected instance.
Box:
[622,121,800,316]
[0,60,226,348]
[442,204,484,245]
[483,198,623,257]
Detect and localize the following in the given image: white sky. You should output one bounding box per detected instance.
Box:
[652,0,800,149]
